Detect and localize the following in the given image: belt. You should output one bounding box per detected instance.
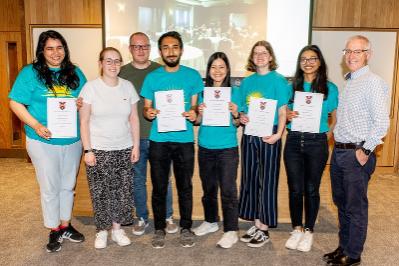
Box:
[335,141,364,149]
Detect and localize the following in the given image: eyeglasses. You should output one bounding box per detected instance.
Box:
[300,57,319,64]
[103,58,122,66]
[342,49,369,56]
[253,52,270,57]
[130,44,150,51]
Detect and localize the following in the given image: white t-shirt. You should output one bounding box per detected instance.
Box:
[79,77,139,150]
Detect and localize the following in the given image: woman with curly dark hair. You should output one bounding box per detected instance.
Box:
[9,30,86,253]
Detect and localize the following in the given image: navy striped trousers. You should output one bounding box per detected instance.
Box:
[238,133,281,227]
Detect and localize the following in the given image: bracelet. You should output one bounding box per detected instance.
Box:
[84,149,93,154]
[232,113,240,119]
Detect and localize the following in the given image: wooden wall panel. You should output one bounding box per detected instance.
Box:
[0,0,23,32]
[24,0,102,25]
[360,0,399,28]
[313,0,362,28]
[0,32,24,149]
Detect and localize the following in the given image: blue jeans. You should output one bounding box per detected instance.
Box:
[283,131,329,231]
[133,139,173,222]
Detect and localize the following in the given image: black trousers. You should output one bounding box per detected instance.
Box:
[198,146,239,232]
[149,141,194,230]
[283,131,329,231]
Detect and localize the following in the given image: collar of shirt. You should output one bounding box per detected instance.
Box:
[345,65,370,80]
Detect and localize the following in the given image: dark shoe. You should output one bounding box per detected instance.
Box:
[46,230,62,253]
[60,224,85,243]
[247,230,270,248]
[240,226,259,243]
[152,229,166,249]
[323,247,343,262]
[327,254,361,266]
[180,228,195,248]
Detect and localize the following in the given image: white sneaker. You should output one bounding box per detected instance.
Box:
[285,229,304,250]
[111,229,131,246]
[217,231,238,249]
[94,230,108,249]
[192,221,219,236]
[297,229,313,252]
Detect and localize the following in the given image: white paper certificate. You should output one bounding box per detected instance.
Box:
[291,91,323,133]
[155,90,187,132]
[244,97,277,137]
[47,98,77,138]
[202,87,231,126]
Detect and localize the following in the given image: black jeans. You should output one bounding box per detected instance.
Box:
[149,141,194,230]
[283,131,329,230]
[198,146,239,232]
[330,147,376,259]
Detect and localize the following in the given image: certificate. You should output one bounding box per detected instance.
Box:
[291,91,323,133]
[155,90,187,132]
[47,98,77,138]
[244,97,277,137]
[202,87,231,126]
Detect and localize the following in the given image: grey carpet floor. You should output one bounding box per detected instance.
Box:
[1,158,399,266]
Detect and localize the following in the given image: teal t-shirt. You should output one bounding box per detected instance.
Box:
[287,81,338,133]
[8,64,87,145]
[240,70,290,125]
[140,65,204,143]
[198,86,241,149]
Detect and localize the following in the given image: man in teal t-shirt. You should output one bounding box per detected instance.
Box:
[141,31,203,249]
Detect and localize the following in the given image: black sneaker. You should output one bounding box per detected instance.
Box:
[60,224,85,243]
[240,226,259,243]
[180,228,195,248]
[247,230,270,248]
[46,230,62,253]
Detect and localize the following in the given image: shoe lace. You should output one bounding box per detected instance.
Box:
[166,217,175,224]
[246,226,258,236]
[253,230,267,241]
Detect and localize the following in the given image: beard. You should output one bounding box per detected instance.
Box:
[162,55,181,67]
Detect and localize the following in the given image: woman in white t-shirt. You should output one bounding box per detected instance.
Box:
[79,47,140,249]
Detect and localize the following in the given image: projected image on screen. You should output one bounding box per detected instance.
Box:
[104,0,311,77]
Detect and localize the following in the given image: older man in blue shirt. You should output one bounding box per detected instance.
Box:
[324,35,390,266]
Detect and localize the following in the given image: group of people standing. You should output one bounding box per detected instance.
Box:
[9,29,389,266]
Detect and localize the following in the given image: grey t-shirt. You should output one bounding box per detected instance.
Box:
[119,61,161,139]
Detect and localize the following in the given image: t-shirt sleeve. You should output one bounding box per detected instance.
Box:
[327,82,339,113]
[191,71,204,96]
[75,67,87,93]
[231,86,241,109]
[239,79,248,113]
[140,74,154,101]
[276,78,290,109]
[8,66,35,105]
[128,82,140,105]
[287,83,294,110]
[78,82,94,104]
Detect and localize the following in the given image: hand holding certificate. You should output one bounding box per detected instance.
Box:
[244,97,277,137]
[155,90,187,132]
[47,98,77,138]
[202,87,231,126]
[291,91,323,133]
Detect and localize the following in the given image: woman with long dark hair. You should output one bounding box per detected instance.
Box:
[9,30,86,252]
[238,41,289,248]
[192,52,240,248]
[284,45,338,252]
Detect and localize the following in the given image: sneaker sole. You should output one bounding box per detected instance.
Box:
[194,226,219,236]
[297,246,311,252]
[152,244,165,249]
[239,237,253,243]
[63,236,85,243]
[132,230,146,236]
[46,246,61,253]
[285,243,299,250]
[217,239,238,249]
[181,242,195,248]
[247,238,270,248]
[165,227,179,234]
[95,244,107,249]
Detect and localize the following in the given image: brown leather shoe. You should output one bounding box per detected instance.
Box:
[323,247,343,262]
[327,254,361,266]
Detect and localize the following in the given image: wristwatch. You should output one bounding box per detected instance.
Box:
[84,149,93,154]
[361,147,371,156]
